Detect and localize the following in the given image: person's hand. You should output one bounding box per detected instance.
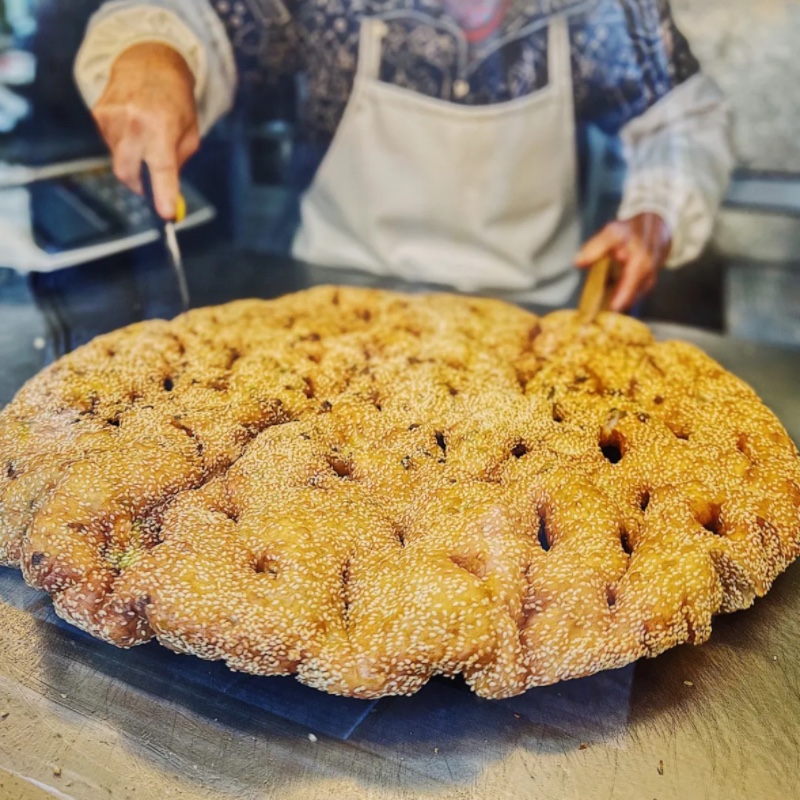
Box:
[575,213,672,312]
[92,42,199,219]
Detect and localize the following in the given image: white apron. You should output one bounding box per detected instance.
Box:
[292,14,581,306]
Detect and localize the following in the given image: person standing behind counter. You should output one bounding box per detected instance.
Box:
[74,0,734,311]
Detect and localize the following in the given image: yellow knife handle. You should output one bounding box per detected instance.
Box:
[175,194,187,224]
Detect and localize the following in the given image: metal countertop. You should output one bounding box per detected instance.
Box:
[1,250,799,800]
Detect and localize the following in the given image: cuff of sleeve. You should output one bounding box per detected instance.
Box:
[74,5,208,110]
[617,169,713,269]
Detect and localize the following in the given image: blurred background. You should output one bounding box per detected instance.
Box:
[0,0,798,347]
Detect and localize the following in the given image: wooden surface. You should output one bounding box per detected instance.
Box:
[1,262,799,800]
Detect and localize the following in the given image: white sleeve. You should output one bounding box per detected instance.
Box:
[617,73,735,268]
[73,0,237,136]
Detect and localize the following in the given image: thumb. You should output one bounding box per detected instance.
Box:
[576,223,626,268]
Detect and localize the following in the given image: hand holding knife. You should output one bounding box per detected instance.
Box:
[140,162,191,311]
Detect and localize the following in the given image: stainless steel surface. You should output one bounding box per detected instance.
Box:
[1,262,799,800]
[725,259,800,349]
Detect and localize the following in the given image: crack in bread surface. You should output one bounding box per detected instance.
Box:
[1,286,799,698]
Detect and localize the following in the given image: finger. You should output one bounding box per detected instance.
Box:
[176,125,200,168]
[613,243,630,263]
[94,101,154,154]
[141,121,185,218]
[610,251,653,313]
[144,155,181,220]
[112,136,145,195]
[93,110,119,152]
[93,102,136,156]
[641,272,659,297]
[576,223,627,267]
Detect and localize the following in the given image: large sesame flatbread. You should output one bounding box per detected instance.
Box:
[1,287,798,698]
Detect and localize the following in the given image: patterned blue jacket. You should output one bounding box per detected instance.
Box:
[212,1,698,139]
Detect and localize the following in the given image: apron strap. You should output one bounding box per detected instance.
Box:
[547,14,572,90]
[356,18,389,82]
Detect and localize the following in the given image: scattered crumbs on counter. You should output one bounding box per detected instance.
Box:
[59,693,67,699]
[578,743,588,751]
[33,337,45,351]
[52,766,62,778]
[773,656,779,662]
[308,733,318,743]
[684,681,694,687]
[657,760,664,776]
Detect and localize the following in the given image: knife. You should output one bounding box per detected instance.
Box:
[577,255,622,325]
[140,163,191,311]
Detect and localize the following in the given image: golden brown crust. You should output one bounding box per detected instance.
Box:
[1,286,798,698]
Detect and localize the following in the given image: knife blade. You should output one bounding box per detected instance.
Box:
[577,255,621,325]
[140,163,191,311]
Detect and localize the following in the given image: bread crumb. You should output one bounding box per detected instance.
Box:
[657,760,664,776]
[308,733,318,743]
[683,680,693,687]
[579,743,589,751]
[53,766,62,777]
